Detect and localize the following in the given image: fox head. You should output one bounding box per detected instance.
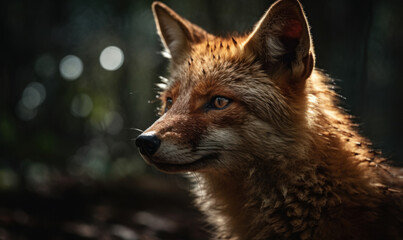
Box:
[136,0,315,174]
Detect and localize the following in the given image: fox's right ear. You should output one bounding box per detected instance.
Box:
[152,2,209,64]
[243,0,314,92]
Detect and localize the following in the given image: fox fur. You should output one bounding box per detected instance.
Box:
[136,0,403,239]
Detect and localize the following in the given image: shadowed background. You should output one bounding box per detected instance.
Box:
[1,0,402,239]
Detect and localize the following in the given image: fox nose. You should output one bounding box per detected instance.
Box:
[135,133,161,156]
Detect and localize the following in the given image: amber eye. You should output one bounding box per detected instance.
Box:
[206,96,232,111]
[165,97,173,112]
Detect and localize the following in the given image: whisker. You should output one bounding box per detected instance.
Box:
[130,128,144,133]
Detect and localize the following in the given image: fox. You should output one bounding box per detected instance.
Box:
[135,0,403,239]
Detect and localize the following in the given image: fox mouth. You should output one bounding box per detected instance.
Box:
[147,153,219,173]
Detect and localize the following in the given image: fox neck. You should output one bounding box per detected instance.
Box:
[192,138,379,239]
[192,154,328,239]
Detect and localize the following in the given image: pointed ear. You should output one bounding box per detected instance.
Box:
[152,2,209,64]
[243,0,315,90]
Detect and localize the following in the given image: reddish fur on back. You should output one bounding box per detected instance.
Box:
[137,1,403,239]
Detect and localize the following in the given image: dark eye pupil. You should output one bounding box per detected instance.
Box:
[213,96,230,109]
[215,97,224,107]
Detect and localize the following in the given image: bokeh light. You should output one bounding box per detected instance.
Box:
[59,55,83,80]
[99,46,124,71]
[104,111,124,135]
[16,82,46,121]
[26,163,50,187]
[71,94,93,118]
[16,101,38,121]
[21,82,46,110]
[0,168,19,190]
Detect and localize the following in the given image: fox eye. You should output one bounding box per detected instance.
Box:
[207,96,232,111]
[165,97,173,112]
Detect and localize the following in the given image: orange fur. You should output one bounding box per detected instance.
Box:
[135,0,403,239]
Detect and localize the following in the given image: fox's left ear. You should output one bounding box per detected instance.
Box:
[152,2,209,64]
[243,0,314,91]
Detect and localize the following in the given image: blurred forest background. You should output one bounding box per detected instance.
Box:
[1,0,403,239]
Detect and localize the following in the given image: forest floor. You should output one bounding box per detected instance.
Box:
[0,175,209,240]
